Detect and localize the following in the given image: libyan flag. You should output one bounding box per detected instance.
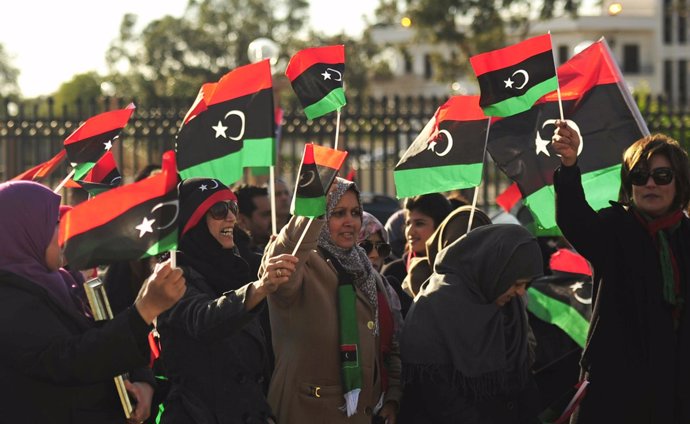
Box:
[286,45,346,120]
[470,34,558,117]
[64,151,122,195]
[12,149,66,182]
[64,103,135,180]
[176,59,275,185]
[394,95,489,198]
[488,38,648,234]
[291,143,348,217]
[60,151,178,270]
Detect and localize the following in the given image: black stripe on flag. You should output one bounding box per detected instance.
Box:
[476,51,554,107]
[65,129,120,164]
[290,63,345,108]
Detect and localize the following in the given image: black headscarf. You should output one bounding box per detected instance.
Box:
[401,224,543,398]
[177,178,250,293]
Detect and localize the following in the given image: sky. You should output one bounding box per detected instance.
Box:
[0,1,376,98]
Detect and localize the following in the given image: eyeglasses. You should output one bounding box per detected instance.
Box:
[208,200,239,220]
[629,167,674,186]
[359,240,391,258]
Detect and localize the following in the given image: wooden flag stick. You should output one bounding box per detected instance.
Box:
[334,108,342,150]
[467,118,491,234]
[291,217,314,256]
[548,31,565,121]
[53,169,76,193]
[270,166,278,235]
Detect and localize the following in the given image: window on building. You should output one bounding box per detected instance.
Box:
[664,0,673,44]
[680,60,688,106]
[623,44,640,74]
[664,60,673,100]
[404,53,412,74]
[558,45,569,65]
[424,54,433,79]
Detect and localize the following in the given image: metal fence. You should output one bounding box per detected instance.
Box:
[1,94,689,210]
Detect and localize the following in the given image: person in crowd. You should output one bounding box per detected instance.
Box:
[269,178,292,230]
[235,184,273,253]
[262,177,402,424]
[156,178,298,424]
[400,224,543,424]
[552,125,690,423]
[384,208,406,259]
[381,194,452,310]
[403,205,492,299]
[0,180,185,424]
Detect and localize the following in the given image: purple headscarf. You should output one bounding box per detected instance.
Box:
[0,181,73,306]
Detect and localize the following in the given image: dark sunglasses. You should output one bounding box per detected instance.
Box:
[208,200,239,220]
[629,167,674,186]
[359,240,391,257]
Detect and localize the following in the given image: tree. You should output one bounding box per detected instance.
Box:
[0,43,20,98]
[105,0,310,104]
[50,72,104,117]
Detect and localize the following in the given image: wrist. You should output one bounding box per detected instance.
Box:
[134,298,157,325]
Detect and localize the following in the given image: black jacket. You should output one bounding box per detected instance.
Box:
[555,164,690,424]
[156,266,271,424]
[0,270,153,424]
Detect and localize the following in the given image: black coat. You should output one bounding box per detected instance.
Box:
[156,266,271,424]
[555,164,690,424]
[0,270,153,424]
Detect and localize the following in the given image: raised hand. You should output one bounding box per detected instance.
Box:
[551,119,580,167]
[135,260,186,324]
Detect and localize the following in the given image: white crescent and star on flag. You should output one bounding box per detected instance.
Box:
[321,68,342,81]
[535,119,584,157]
[504,69,530,90]
[134,200,179,238]
[211,110,246,141]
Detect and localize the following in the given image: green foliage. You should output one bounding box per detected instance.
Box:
[0,43,20,97]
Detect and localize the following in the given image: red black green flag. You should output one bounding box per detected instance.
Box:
[496,182,522,213]
[290,143,348,217]
[60,151,179,270]
[394,95,489,198]
[285,45,346,120]
[487,38,648,234]
[176,60,275,185]
[64,103,135,180]
[11,149,66,182]
[64,151,122,195]
[470,34,558,117]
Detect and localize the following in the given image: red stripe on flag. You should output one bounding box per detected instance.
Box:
[496,182,522,212]
[64,104,135,145]
[437,95,487,122]
[208,60,273,106]
[285,45,345,82]
[313,144,348,171]
[11,149,66,181]
[470,34,552,77]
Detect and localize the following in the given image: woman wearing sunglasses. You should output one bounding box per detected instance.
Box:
[155,178,298,424]
[553,124,690,424]
[262,178,402,424]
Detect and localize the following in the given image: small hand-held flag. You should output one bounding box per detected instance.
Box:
[286,45,346,120]
[470,34,558,117]
[176,60,275,185]
[60,150,179,270]
[11,149,66,182]
[394,95,490,198]
[291,143,348,218]
[63,103,135,180]
[64,151,123,195]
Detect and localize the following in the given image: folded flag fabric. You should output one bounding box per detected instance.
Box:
[470,34,558,117]
[487,38,648,234]
[394,95,489,198]
[286,45,346,120]
[290,143,348,217]
[64,151,122,195]
[11,149,66,182]
[64,103,135,180]
[496,182,522,213]
[176,60,275,185]
[60,151,178,270]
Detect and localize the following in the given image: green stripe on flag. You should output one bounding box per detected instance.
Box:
[394,163,483,198]
[242,137,275,168]
[527,287,590,347]
[524,164,622,233]
[294,195,326,218]
[73,161,96,181]
[483,76,558,117]
[142,230,178,258]
[304,88,346,120]
[178,152,243,186]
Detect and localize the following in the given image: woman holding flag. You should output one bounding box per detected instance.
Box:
[155,178,298,424]
[553,124,690,423]
[262,177,402,424]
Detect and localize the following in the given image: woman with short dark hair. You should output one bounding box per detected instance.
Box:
[553,125,690,423]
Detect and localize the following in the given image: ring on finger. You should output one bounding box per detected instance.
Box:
[276,269,283,278]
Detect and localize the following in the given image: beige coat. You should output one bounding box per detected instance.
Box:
[262,216,402,424]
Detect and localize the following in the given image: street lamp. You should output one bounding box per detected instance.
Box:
[247,38,280,66]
